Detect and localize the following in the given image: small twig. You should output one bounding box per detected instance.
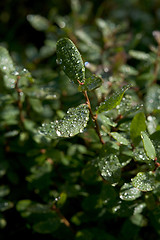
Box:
[52,204,75,233]
[84,91,104,145]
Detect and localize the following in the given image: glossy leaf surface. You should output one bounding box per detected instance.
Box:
[111,132,129,146]
[97,85,130,113]
[131,172,155,192]
[130,112,146,146]
[39,104,89,138]
[56,38,85,84]
[141,131,156,160]
[98,154,121,184]
[0,47,15,74]
[120,183,141,201]
[78,74,102,91]
[145,85,160,113]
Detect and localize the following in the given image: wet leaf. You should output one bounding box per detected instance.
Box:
[141,131,156,160]
[120,183,141,201]
[56,38,85,84]
[78,74,102,91]
[133,148,150,162]
[39,104,89,139]
[97,85,130,113]
[131,172,155,192]
[111,132,129,146]
[98,154,121,185]
[145,85,160,113]
[0,47,15,74]
[130,112,146,146]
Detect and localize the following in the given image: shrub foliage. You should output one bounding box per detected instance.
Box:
[0,1,160,239]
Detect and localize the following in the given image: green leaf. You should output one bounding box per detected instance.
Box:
[133,148,150,162]
[97,85,130,113]
[130,112,146,146]
[27,14,50,31]
[78,74,102,91]
[0,186,10,197]
[33,218,60,234]
[145,85,160,113]
[56,38,85,84]
[130,213,148,227]
[129,50,151,61]
[150,131,160,162]
[0,47,15,74]
[111,132,129,146]
[141,131,156,160]
[0,200,13,211]
[98,154,121,185]
[131,172,155,192]
[120,183,141,201]
[39,104,89,139]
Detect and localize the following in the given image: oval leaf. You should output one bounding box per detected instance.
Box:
[98,154,121,185]
[78,74,102,91]
[120,183,141,201]
[39,104,89,139]
[111,132,129,146]
[0,47,15,74]
[145,85,160,113]
[131,172,155,192]
[56,38,85,84]
[27,14,49,31]
[97,85,130,113]
[141,131,156,160]
[130,112,146,146]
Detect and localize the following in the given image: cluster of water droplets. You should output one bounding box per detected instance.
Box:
[131,172,155,192]
[119,183,141,201]
[98,154,121,184]
[39,104,89,139]
[56,38,85,84]
[145,85,160,113]
[133,148,150,162]
[97,84,131,113]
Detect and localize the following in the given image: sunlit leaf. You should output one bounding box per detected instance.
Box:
[133,148,150,162]
[97,85,130,113]
[56,38,85,84]
[0,47,15,74]
[131,172,155,192]
[111,132,129,146]
[120,183,141,201]
[98,154,121,185]
[130,112,146,146]
[145,85,160,113]
[39,104,89,139]
[141,131,156,160]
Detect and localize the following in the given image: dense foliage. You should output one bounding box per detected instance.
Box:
[0,1,160,239]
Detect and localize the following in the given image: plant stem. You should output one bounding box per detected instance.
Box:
[52,204,75,233]
[84,91,105,145]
